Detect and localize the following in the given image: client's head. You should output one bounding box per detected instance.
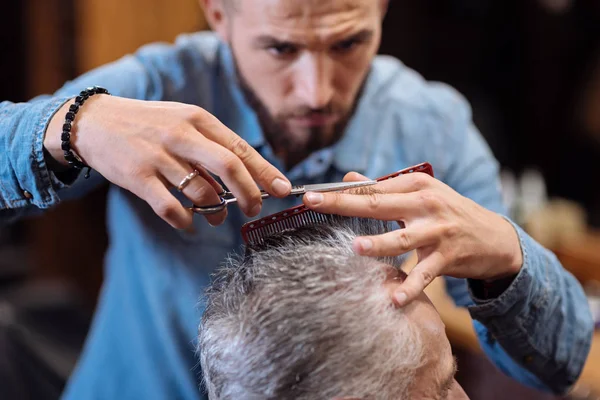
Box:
[199,217,468,400]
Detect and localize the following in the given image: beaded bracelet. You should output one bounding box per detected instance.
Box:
[61,86,110,179]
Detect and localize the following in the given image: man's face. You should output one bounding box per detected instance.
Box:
[384,267,469,400]
[210,0,384,167]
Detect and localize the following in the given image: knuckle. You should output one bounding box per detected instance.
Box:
[332,193,345,208]
[442,222,460,240]
[410,173,431,190]
[149,151,170,169]
[394,230,411,251]
[418,190,442,212]
[418,268,435,286]
[228,137,253,160]
[366,192,381,210]
[162,122,189,147]
[184,105,209,124]
[154,198,181,220]
[253,162,274,183]
[127,162,152,180]
[220,154,242,175]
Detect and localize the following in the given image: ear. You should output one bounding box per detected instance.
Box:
[199,0,231,42]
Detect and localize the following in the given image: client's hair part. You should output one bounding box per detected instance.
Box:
[199,217,424,400]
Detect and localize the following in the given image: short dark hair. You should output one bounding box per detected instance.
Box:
[198,217,424,399]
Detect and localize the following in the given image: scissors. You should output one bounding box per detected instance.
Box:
[191,180,378,215]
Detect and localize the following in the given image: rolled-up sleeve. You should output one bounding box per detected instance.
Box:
[468,221,593,394]
[0,96,73,222]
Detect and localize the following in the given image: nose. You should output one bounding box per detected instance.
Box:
[293,52,334,110]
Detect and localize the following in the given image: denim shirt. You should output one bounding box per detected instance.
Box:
[0,32,592,399]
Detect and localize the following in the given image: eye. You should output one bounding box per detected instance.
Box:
[332,38,360,53]
[267,43,299,57]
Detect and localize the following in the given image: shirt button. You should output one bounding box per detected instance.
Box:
[523,355,534,364]
[23,190,33,200]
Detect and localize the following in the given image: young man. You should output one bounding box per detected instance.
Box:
[0,0,592,398]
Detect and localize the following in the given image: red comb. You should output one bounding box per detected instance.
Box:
[241,162,434,245]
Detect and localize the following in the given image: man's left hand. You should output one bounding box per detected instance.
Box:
[302,171,523,306]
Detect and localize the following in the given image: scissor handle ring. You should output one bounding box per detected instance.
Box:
[191,197,227,215]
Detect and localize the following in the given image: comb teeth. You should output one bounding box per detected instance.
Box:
[241,206,334,246]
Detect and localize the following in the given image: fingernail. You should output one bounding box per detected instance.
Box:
[305,192,323,205]
[271,178,291,197]
[357,238,372,252]
[395,292,408,306]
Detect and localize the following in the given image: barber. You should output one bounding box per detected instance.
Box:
[0,0,592,398]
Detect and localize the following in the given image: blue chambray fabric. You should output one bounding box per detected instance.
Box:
[0,32,592,399]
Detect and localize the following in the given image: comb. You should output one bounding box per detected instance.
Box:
[240,162,434,245]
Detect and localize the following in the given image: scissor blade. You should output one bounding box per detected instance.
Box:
[300,180,378,193]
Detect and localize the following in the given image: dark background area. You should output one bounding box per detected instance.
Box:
[380,0,600,225]
[1,0,599,399]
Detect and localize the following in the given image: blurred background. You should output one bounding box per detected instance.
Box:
[0,0,599,399]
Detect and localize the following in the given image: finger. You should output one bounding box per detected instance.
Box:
[393,251,445,306]
[352,225,436,257]
[303,191,422,220]
[193,169,229,225]
[170,135,264,216]
[138,177,193,229]
[343,171,370,182]
[196,168,225,195]
[163,160,229,226]
[375,171,436,194]
[190,111,292,197]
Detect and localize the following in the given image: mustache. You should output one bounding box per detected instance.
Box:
[282,104,343,119]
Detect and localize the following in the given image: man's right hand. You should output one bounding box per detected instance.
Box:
[44,95,291,228]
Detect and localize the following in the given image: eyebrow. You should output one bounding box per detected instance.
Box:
[252,29,375,49]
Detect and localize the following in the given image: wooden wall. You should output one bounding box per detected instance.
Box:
[74,0,206,72]
[24,0,207,306]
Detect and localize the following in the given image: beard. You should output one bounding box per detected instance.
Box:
[231,57,365,170]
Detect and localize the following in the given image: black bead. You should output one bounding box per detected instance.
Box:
[63,122,72,132]
[65,111,75,121]
[69,104,79,113]
[64,152,75,162]
[61,141,70,151]
[86,86,96,93]
[61,132,70,141]
[75,96,84,104]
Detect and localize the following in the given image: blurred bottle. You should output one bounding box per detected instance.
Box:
[500,169,518,221]
[519,167,549,224]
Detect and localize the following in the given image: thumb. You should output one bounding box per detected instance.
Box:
[343,171,370,182]
[394,252,444,306]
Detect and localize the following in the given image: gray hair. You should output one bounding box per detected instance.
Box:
[199,217,425,399]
